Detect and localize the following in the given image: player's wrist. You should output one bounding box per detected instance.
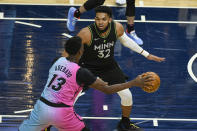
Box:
[140,50,149,57]
[129,77,142,88]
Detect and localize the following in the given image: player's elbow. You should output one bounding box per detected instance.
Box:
[105,91,112,95]
[102,87,113,94]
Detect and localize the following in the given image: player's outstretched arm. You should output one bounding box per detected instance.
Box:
[146,54,165,62]
[89,74,154,94]
[115,22,165,62]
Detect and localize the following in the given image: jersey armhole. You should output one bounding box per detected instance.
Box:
[114,22,118,39]
[87,26,93,46]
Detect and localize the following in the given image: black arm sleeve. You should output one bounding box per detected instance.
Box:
[76,68,97,90]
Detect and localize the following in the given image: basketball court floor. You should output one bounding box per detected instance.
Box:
[0,1,197,131]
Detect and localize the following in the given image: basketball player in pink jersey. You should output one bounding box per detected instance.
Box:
[19,36,153,131]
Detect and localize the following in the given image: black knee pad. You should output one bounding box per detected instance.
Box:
[97,0,105,6]
[126,0,135,16]
[83,0,105,11]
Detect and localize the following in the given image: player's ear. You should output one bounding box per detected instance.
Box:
[78,44,84,56]
[62,50,68,57]
[109,18,112,23]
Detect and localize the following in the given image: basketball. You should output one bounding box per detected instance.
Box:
[141,72,160,93]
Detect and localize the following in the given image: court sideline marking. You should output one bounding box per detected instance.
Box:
[1,115,197,127]
[0,17,197,24]
[15,21,42,28]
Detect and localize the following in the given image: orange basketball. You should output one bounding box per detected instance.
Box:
[141,72,160,93]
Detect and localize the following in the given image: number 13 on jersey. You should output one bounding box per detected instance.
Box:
[47,74,66,91]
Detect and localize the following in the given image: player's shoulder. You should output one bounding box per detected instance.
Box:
[77,27,92,45]
[114,21,123,29]
[114,21,124,37]
[53,57,68,65]
[77,27,91,37]
[80,26,90,33]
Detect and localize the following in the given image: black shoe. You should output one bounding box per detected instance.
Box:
[117,120,144,131]
[44,125,52,131]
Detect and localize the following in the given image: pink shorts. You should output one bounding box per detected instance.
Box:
[54,106,85,131]
[19,100,85,131]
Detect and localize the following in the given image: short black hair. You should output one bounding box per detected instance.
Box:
[95,6,112,18]
[64,36,82,55]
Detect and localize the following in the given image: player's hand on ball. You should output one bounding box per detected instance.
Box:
[133,73,154,88]
[133,72,160,93]
[141,72,160,93]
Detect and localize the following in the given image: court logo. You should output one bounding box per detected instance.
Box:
[187,53,197,83]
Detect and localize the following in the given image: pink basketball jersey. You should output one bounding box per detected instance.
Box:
[41,57,82,106]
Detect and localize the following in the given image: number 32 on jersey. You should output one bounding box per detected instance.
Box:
[97,49,111,58]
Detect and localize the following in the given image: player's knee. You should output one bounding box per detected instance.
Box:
[97,0,105,5]
[121,93,133,106]
[126,0,135,5]
[118,89,133,106]
[83,0,105,11]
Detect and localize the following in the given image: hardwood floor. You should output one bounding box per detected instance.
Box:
[0,0,197,7]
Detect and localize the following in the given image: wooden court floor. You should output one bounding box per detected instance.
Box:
[0,0,197,7]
